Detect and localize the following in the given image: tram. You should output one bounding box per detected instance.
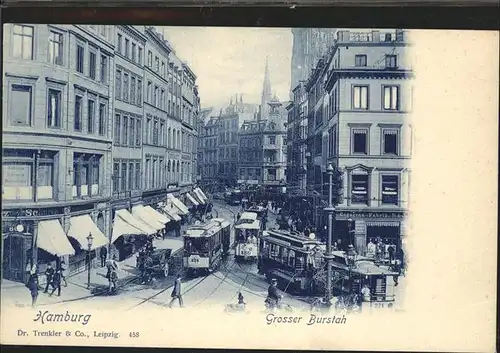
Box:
[258,229,323,293]
[234,212,261,261]
[224,189,243,206]
[183,218,231,276]
[258,229,399,305]
[245,205,268,219]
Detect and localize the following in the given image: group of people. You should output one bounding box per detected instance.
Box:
[24,259,68,308]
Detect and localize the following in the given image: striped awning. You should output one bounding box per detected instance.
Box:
[366,221,400,227]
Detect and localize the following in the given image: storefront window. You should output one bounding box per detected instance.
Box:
[73,153,102,198]
[351,174,369,204]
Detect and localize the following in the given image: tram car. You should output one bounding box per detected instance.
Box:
[258,229,399,305]
[245,205,268,219]
[258,229,324,294]
[183,218,231,276]
[234,212,261,261]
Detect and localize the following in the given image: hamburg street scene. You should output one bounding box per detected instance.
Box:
[2,25,412,318]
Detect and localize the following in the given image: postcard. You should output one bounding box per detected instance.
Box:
[1,25,497,352]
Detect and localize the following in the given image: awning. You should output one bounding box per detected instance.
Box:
[116,209,156,235]
[112,217,142,243]
[194,188,208,203]
[167,194,189,215]
[162,207,182,221]
[37,220,75,256]
[192,189,206,204]
[186,193,200,206]
[132,205,164,231]
[67,215,108,250]
[195,187,209,201]
[144,205,170,224]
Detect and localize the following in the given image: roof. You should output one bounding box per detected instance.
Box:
[239,212,257,221]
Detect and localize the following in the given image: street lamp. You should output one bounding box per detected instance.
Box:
[86,232,94,289]
[323,163,335,307]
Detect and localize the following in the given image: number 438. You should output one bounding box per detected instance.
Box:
[129,332,140,338]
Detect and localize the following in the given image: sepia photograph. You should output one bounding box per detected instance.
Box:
[0,19,497,352]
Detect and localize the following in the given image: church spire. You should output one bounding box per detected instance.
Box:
[260,56,272,120]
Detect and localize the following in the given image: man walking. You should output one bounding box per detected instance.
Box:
[169,274,184,308]
[57,260,68,287]
[99,246,108,268]
[26,273,39,308]
[43,263,54,293]
[49,269,62,297]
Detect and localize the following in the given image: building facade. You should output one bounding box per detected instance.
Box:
[2,24,116,278]
[301,29,414,255]
[2,24,201,282]
[199,116,220,182]
[180,62,198,186]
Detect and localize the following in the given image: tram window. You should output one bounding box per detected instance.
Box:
[281,248,289,264]
[288,250,295,267]
[296,255,305,270]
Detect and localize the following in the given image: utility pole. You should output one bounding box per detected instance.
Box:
[324,163,335,306]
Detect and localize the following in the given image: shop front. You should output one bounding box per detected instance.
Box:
[335,209,407,257]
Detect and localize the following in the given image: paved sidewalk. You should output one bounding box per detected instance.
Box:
[1,236,184,308]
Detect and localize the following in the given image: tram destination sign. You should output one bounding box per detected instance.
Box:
[2,207,65,218]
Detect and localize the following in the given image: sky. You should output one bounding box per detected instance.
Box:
[159,27,293,110]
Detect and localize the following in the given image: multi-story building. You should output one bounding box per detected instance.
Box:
[303,29,414,255]
[239,96,287,192]
[2,24,116,278]
[180,62,197,186]
[286,81,308,194]
[112,25,147,219]
[217,111,239,186]
[2,24,201,282]
[290,28,337,99]
[199,116,220,183]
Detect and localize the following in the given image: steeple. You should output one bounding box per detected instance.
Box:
[260,56,272,120]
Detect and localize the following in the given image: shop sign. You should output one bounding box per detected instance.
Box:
[336,211,406,220]
[71,203,95,213]
[2,207,64,218]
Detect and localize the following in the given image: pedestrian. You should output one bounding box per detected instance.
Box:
[43,263,54,293]
[366,238,376,258]
[100,246,108,268]
[26,273,39,308]
[57,260,68,287]
[169,274,184,308]
[388,242,396,264]
[49,269,62,297]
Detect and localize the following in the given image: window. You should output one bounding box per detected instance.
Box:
[122,116,128,145]
[354,54,367,67]
[160,122,165,146]
[128,163,134,191]
[48,31,63,65]
[352,129,368,154]
[148,51,152,67]
[138,47,143,65]
[135,162,141,189]
[381,175,399,205]
[137,79,142,104]
[117,34,122,53]
[123,73,129,102]
[161,62,165,77]
[74,95,82,131]
[76,44,84,73]
[385,55,397,68]
[12,25,34,60]
[114,114,121,144]
[155,57,159,72]
[124,39,130,58]
[98,103,106,135]
[113,162,120,192]
[153,120,159,145]
[130,76,136,104]
[135,119,141,146]
[383,129,399,155]
[132,43,136,62]
[100,55,108,83]
[115,70,121,99]
[383,86,399,110]
[161,89,165,110]
[129,118,135,146]
[147,81,152,102]
[269,136,276,145]
[47,89,61,128]
[87,99,95,133]
[10,85,32,126]
[89,50,97,79]
[353,86,368,109]
[351,174,369,204]
[154,86,158,106]
[121,162,127,190]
